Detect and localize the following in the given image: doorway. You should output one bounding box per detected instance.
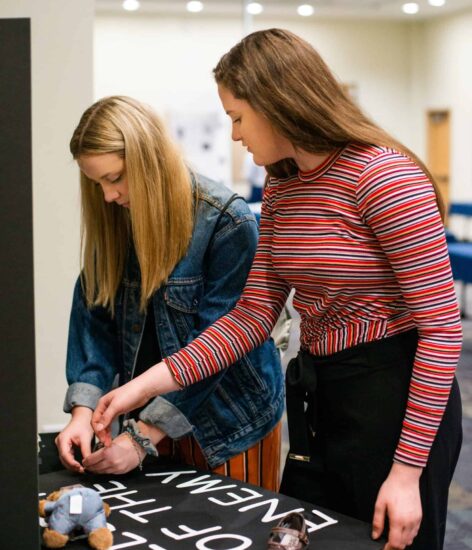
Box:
[427,109,451,212]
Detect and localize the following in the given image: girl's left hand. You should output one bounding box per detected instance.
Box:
[371,462,423,550]
[82,433,145,474]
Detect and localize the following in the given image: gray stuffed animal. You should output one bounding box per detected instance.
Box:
[39,486,113,549]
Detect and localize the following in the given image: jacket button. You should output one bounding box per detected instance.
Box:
[131,323,141,333]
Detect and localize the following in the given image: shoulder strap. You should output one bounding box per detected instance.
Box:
[202,192,241,267]
[215,192,240,229]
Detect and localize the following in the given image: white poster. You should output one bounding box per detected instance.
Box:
[168,109,232,188]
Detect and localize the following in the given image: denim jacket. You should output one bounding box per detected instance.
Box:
[64,174,284,467]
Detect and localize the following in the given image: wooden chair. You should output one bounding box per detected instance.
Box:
[157,421,282,492]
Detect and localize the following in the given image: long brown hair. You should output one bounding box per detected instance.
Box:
[70,96,194,312]
[214,28,444,219]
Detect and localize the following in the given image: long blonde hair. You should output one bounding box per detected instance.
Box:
[214,28,444,219]
[70,96,194,312]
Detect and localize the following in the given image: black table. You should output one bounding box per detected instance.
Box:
[39,463,383,549]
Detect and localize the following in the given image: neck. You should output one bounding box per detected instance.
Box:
[293,149,332,172]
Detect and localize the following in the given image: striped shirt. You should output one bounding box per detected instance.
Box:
[165,142,462,467]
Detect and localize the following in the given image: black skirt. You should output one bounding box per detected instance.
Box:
[280,329,462,550]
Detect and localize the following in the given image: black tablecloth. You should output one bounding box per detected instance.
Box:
[39,462,382,549]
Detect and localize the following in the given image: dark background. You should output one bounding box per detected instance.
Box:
[0,17,39,549]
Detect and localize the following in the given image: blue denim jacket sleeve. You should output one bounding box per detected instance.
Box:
[63,278,119,412]
[139,203,259,433]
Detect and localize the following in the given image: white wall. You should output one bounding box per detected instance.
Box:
[95,15,413,151]
[0,0,94,431]
[411,10,472,201]
[95,11,472,201]
[94,15,244,180]
[95,15,241,110]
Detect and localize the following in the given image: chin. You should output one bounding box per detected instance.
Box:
[252,153,283,167]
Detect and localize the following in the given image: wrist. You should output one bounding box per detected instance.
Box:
[137,420,166,447]
[391,461,423,482]
[122,432,146,471]
[123,419,159,458]
[71,406,93,422]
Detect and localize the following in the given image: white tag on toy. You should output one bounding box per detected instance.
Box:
[70,494,83,514]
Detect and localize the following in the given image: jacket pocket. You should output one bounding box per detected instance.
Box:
[164,276,204,313]
[213,355,269,422]
[163,276,204,342]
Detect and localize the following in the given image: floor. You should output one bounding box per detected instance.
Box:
[445,295,472,550]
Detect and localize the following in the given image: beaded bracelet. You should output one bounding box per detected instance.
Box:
[122,419,159,461]
[124,431,144,471]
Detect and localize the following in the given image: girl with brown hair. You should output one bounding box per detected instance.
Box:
[91,32,462,550]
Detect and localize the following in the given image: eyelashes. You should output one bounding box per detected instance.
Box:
[92,175,122,186]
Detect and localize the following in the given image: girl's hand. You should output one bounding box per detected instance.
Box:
[372,462,423,549]
[91,362,180,445]
[82,432,145,474]
[55,406,94,473]
[92,379,151,446]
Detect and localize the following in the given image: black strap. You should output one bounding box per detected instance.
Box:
[203,192,241,262]
[214,192,240,231]
[285,352,318,461]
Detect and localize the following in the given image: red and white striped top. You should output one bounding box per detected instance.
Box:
[165,143,462,467]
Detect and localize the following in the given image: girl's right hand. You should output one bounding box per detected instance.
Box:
[55,406,94,473]
[92,361,180,446]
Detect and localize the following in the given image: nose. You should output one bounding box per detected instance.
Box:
[231,126,241,142]
[101,183,120,203]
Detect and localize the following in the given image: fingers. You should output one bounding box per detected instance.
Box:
[384,514,420,549]
[93,423,112,448]
[372,463,422,549]
[82,436,140,474]
[82,448,106,473]
[383,531,418,549]
[372,499,386,540]
[376,506,421,549]
[79,434,92,461]
[383,524,405,549]
[373,498,419,548]
[92,394,116,446]
[375,511,420,549]
[58,450,83,473]
[55,434,84,473]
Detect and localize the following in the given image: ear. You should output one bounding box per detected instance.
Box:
[46,490,62,501]
[38,500,47,517]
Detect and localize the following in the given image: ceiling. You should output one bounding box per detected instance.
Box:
[96,0,472,20]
